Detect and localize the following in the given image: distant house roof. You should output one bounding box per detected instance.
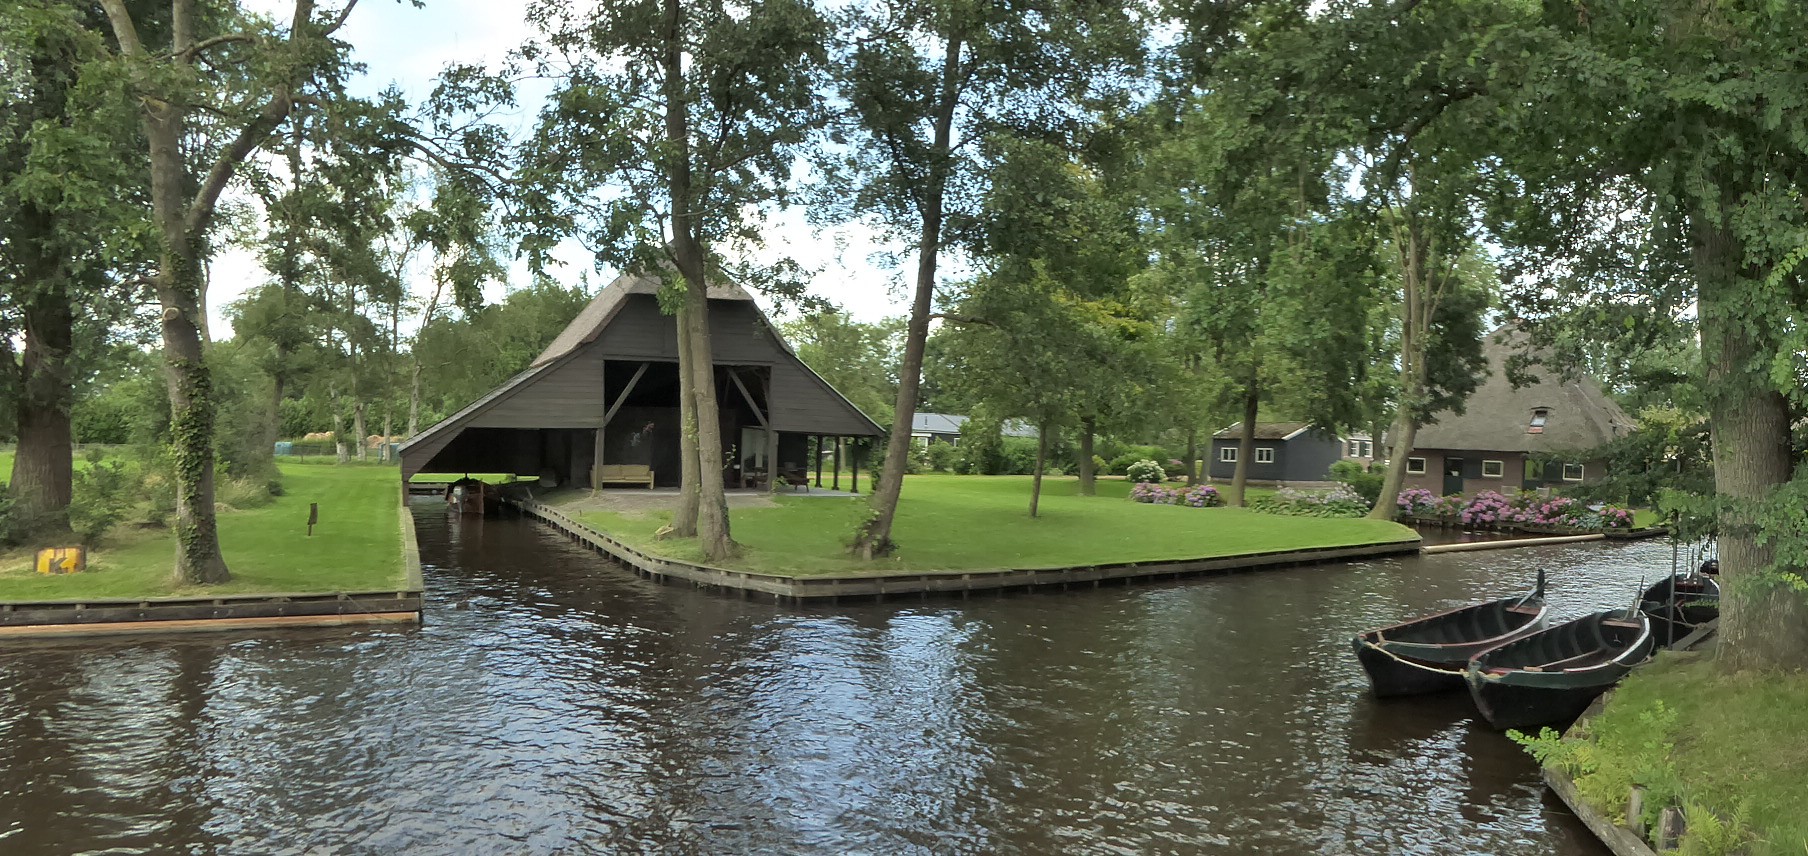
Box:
[912,412,967,435]
[1412,328,1633,454]
[1213,421,1314,441]
[911,412,1038,439]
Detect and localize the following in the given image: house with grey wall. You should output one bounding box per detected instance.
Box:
[1207,422,1353,484]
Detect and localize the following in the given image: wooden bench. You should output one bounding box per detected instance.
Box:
[596,464,655,489]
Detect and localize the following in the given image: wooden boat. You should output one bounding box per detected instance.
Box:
[1352,570,1548,697]
[1639,570,1720,648]
[1464,608,1655,731]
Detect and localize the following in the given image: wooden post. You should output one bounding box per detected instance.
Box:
[813,435,823,487]
[1655,807,1685,851]
[764,371,778,491]
[832,437,842,490]
[851,439,860,494]
[1625,787,1647,835]
[593,360,606,488]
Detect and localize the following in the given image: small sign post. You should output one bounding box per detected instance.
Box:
[307,502,319,536]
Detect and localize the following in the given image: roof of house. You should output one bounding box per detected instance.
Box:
[1213,421,1314,441]
[911,412,1039,439]
[532,270,763,368]
[1411,328,1633,454]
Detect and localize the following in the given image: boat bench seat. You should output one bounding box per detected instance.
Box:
[1601,620,1644,629]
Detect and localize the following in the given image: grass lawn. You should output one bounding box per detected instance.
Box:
[0,461,407,601]
[1528,654,1808,854]
[572,474,1414,577]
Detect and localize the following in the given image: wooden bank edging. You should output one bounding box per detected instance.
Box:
[1421,533,1606,554]
[513,498,1423,602]
[1542,619,1720,855]
[0,505,426,639]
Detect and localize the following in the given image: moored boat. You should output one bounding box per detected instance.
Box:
[1352,570,1548,697]
[1639,568,1720,648]
[1464,608,1655,731]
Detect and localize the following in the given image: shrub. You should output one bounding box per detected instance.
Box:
[1125,459,1165,484]
[68,454,137,543]
[1107,453,1143,476]
[1000,436,1041,475]
[0,482,18,546]
[1090,455,1108,476]
[1250,484,1371,518]
[1396,487,1443,517]
[1129,482,1221,507]
[924,441,959,473]
[1330,459,1385,505]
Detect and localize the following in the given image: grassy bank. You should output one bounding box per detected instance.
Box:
[1520,654,1808,854]
[0,461,406,600]
[571,474,1415,576]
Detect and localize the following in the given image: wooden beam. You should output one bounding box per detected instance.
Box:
[764,370,778,491]
[604,361,649,427]
[833,437,841,490]
[727,368,768,428]
[813,435,823,487]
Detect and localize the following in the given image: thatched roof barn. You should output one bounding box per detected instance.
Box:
[1403,329,1633,496]
[399,271,883,490]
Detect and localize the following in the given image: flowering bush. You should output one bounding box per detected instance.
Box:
[1251,484,1371,518]
[1396,487,1442,516]
[1129,482,1222,508]
[1460,490,1515,525]
[1125,459,1166,484]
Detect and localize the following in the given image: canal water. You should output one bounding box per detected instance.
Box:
[0,504,1676,854]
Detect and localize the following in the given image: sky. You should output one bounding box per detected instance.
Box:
[209,0,921,338]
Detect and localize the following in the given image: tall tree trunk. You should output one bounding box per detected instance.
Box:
[353,400,367,463]
[661,0,731,560]
[406,361,423,437]
[852,32,964,559]
[1228,384,1258,506]
[1694,217,1808,670]
[1029,422,1050,517]
[1370,413,1419,520]
[1184,427,1198,486]
[1077,417,1096,496]
[1370,213,1429,519]
[380,406,392,464]
[10,251,76,537]
[668,302,701,538]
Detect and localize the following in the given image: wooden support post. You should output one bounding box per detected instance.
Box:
[851,440,860,494]
[813,435,823,487]
[832,437,842,490]
[1655,807,1685,851]
[765,370,778,492]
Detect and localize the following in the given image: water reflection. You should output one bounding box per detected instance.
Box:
[0,503,1654,854]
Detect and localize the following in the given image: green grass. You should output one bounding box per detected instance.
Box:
[573,474,1413,577]
[0,449,11,483]
[1526,655,1808,855]
[0,462,407,601]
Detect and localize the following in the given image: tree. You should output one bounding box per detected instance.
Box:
[834,0,1145,556]
[515,0,828,561]
[0,2,148,538]
[1484,0,1808,669]
[94,0,369,583]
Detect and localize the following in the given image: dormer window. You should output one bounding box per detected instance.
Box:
[1528,408,1549,434]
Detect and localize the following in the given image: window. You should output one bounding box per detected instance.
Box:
[1406,457,1427,475]
[1220,447,1238,463]
[1529,408,1549,434]
[1256,447,1275,464]
[1347,439,1359,456]
[1562,463,1585,482]
[1360,440,1373,458]
[1482,460,1504,478]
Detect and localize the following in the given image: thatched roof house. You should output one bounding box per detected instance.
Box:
[1402,329,1633,496]
[399,271,883,491]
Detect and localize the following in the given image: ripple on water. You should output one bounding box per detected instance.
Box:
[0,507,1646,854]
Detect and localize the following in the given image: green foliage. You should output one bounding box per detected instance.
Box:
[67,452,132,543]
[923,441,959,474]
[1249,485,1371,519]
[1329,460,1384,506]
[0,481,17,547]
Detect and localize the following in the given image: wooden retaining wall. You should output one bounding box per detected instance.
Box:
[513,498,1424,603]
[0,507,426,639]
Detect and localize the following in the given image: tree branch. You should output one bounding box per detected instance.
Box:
[186,93,295,237]
[97,0,145,58]
[178,33,254,63]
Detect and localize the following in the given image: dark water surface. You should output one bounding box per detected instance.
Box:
[0,504,1667,854]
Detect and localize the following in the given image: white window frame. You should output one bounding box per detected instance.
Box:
[1220,447,1238,463]
[1562,463,1585,482]
[1482,459,1504,478]
[1406,457,1427,475]
[1255,447,1275,464]
[1360,440,1373,458]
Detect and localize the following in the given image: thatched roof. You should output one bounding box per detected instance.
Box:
[1412,329,1632,454]
[1213,422,1313,441]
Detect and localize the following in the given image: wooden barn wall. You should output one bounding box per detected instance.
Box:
[594,296,783,364]
[768,359,878,436]
[467,348,607,429]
